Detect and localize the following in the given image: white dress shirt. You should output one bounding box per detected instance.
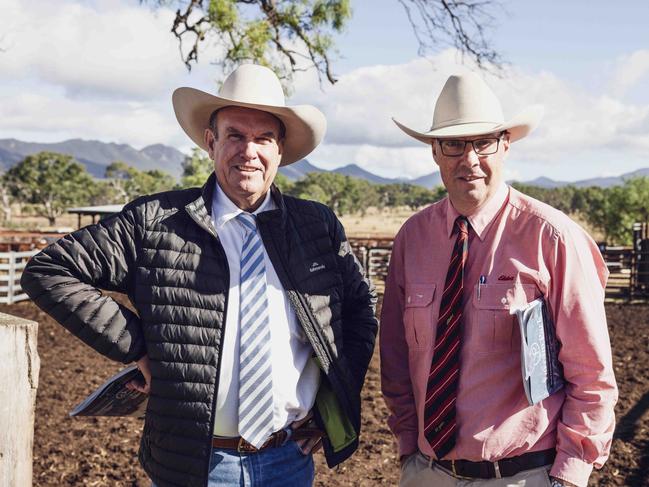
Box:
[211,183,321,437]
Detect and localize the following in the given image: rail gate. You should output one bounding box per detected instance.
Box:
[350,225,649,301]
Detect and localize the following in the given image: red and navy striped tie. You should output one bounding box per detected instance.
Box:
[424,216,469,458]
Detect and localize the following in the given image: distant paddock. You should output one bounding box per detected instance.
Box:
[1,230,647,302]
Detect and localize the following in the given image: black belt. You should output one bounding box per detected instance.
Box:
[435,448,556,479]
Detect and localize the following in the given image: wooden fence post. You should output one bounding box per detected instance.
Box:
[0,313,40,487]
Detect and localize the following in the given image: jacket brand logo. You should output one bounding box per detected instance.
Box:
[309,261,325,273]
[498,274,514,281]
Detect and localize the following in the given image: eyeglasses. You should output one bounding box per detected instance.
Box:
[438,133,506,157]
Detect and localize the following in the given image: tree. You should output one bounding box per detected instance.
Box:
[289,172,377,215]
[4,152,97,225]
[291,172,349,213]
[401,183,441,209]
[397,0,502,70]
[289,172,399,215]
[0,174,12,223]
[273,172,294,193]
[585,178,649,245]
[179,148,213,188]
[145,0,502,86]
[375,182,442,210]
[512,179,649,246]
[105,161,176,202]
[625,177,649,225]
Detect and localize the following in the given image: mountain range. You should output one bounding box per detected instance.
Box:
[0,138,646,189]
[523,167,649,188]
[0,138,187,179]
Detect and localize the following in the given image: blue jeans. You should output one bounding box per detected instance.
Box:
[152,440,314,487]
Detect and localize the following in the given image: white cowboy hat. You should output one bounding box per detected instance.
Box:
[393,72,543,144]
[172,64,326,166]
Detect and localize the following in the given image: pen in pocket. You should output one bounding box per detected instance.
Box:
[478,275,486,300]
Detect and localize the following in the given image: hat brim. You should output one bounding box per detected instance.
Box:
[393,104,544,144]
[172,87,327,166]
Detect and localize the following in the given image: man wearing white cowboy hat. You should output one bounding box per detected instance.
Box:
[380,72,617,487]
[21,64,378,487]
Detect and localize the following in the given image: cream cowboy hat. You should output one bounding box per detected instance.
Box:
[172,64,326,166]
[393,72,543,144]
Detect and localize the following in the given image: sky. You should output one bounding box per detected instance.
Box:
[1,0,648,183]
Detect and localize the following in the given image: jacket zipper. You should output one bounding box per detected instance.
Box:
[262,222,354,420]
[187,211,229,487]
[205,241,228,487]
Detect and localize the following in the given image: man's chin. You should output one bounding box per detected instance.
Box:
[232,174,263,190]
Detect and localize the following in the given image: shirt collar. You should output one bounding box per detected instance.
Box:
[212,181,276,229]
[445,183,509,240]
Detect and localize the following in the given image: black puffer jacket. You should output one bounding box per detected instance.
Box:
[21,174,378,487]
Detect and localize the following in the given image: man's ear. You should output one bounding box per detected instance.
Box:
[501,133,511,158]
[431,141,440,166]
[276,137,284,165]
[204,129,215,157]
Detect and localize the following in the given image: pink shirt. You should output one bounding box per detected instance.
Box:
[380,184,617,487]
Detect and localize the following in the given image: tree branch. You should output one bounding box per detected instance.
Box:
[397,0,503,72]
[145,0,503,88]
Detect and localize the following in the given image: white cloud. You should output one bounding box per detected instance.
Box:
[0,0,190,99]
[293,50,649,180]
[293,52,477,148]
[1,1,648,182]
[609,50,649,98]
[308,143,434,180]
[0,88,184,148]
[0,0,228,149]
[497,68,649,167]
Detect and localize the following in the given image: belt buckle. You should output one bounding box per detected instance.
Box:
[447,460,472,481]
[236,437,258,453]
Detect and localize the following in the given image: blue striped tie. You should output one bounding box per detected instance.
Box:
[236,212,274,448]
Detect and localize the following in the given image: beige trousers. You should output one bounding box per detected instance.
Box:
[400,452,553,487]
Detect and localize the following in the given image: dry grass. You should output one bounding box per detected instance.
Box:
[2,207,418,237]
[1,212,86,233]
[1,204,605,244]
[339,207,416,238]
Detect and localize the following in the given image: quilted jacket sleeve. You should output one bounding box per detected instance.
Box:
[20,201,145,364]
[330,211,379,392]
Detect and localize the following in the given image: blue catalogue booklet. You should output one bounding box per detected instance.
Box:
[513,298,564,405]
[69,364,148,417]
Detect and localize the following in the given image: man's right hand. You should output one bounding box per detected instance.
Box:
[126,354,151,394]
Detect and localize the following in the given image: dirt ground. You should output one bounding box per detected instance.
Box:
[2,299,647,487]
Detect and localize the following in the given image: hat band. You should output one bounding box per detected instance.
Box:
[432,119,504,131]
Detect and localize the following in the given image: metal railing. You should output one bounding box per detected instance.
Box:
[0,250,39,304]
[349,237,649,301]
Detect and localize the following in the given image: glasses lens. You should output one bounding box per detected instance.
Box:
[440,140,466,156]
[473,138,499,155]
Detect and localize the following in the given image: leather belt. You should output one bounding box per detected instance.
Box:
[212,427,324,453]
[434,449,556,480]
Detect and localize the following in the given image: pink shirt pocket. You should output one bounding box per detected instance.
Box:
[471,283,539,353]
[403,283,437,351]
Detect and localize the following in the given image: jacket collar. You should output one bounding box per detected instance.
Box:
[260,184,287,225]
[185,172,218,238]
[185,172,287,236]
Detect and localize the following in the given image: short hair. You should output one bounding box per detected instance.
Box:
[208,108,286,141]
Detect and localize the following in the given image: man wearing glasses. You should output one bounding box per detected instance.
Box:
[381,72,617,487]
